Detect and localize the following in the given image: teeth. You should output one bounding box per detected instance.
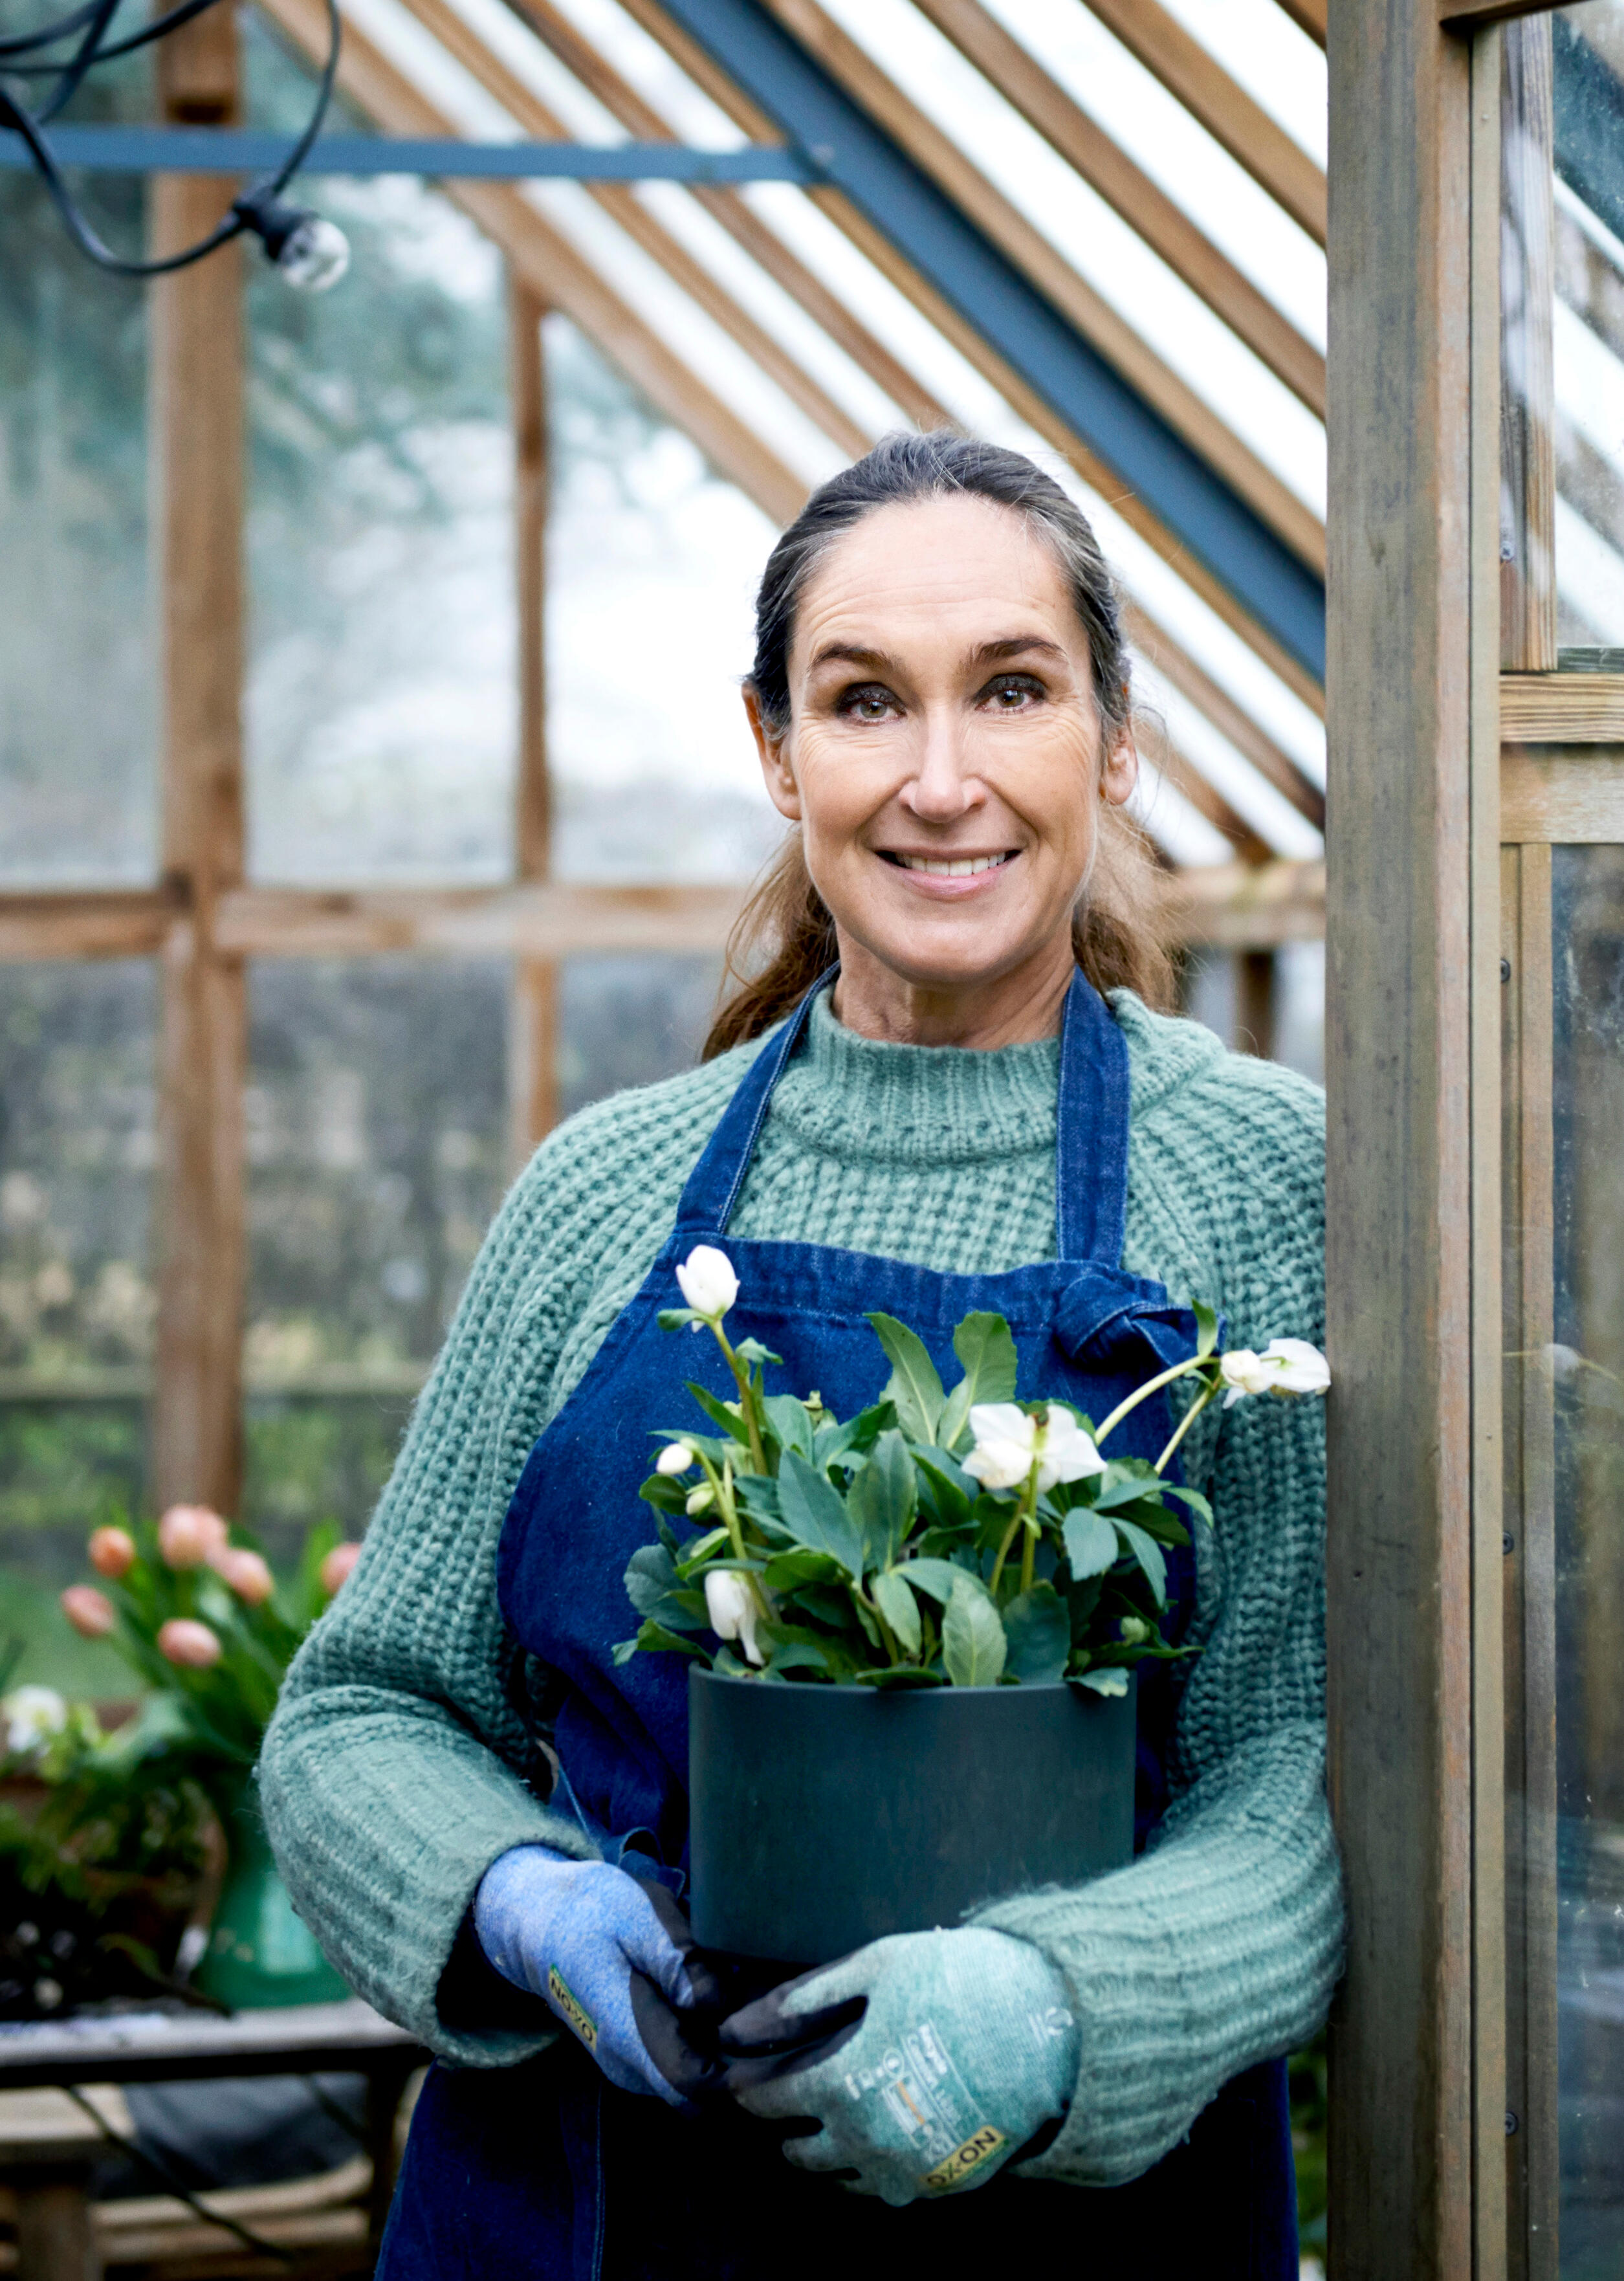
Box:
[897,853,1010,877]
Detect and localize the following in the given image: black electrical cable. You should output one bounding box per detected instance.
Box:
[0,0,342,276]
[60,2084,299,2267]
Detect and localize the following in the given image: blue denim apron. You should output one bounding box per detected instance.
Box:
[379,971,1297,2279]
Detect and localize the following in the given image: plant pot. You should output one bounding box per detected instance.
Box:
[687,1667,1136,1965]
[193,1780,349,2011]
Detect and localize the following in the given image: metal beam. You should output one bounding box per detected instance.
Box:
[645,0,1326,683]
[0,126,820,179]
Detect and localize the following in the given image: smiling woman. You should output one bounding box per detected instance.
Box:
[260,429,1338,2281]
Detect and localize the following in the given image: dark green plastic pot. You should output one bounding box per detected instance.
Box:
[687,1666,1136,1965]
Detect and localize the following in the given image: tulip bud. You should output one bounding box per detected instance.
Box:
[87,1526,136,1580]
[214,1547,274,1604]
[61,1585,115,1638]
[704,1569,765,1666]
[674,1244,739,1321]
[158,1504,230,1569]
[157,1617,222,1669]
[655,1443,696,1476]
[320,1541,362,1596]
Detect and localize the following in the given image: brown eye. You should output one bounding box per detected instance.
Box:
[838,684,897,722]
[981,674,1044,711]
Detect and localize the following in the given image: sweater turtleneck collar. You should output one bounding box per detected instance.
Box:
[765,989,1062,1167]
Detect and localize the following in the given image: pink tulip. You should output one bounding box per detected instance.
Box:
[320,1541,362,1596]
[157,1504,230,1569]
[157,1618,222,1669]
[213,1547,274,1605]
[61,1585,115,1638]
[88,1526,137,1580]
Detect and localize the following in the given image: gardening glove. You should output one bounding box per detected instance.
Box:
[719,1926,1078,2205]
[474,1845,722,2108]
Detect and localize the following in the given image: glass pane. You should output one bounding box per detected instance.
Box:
[558,955,721,1118]
[244,959,509,1545]
[0,73,155,882]
[0,964,156,1693]
[1540,844,1624,2275]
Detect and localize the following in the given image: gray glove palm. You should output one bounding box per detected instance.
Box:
[720,1926,1078,2205]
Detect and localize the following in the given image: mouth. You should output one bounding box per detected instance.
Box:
[879,850,1018,878]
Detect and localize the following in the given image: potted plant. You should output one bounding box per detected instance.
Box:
[57,1510,362,2009]
[618,1248,1328,1963]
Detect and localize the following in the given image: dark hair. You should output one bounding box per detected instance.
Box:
[704,431,1174,1058]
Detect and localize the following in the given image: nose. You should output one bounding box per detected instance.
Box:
[898,707,985,823]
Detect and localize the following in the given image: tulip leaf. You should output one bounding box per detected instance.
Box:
[848,1431,917,1572]
[1074,1667,1130,1698]
[1192,1302,1220,1360]
[871,1567,923,1657]
[939,1312,1020,1450]
[1112,1517,1168,1607]
[1002,1583,1071,1684]
[776,1451,866,1578]
[942,1573,1007,1686]
[762,1395,815,1460]
[866,1313,946,1443]
[897,1556,969,1605]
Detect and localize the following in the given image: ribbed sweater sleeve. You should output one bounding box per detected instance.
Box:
[976,1026,1344,2185]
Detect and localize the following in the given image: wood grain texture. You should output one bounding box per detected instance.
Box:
[256,0,808,525]
[1082,0,1327,245]
[509,284,562,1163]
[211,882,749,958]
[0,890,178,962]
[908,0,1326,414]
[758,0,1326,572]
[1275,0,1326,46]
[1325,0,1476,2269]
[1499,672,1624,741]
[1154,856,1324,945]
[1500,19,1557,672]
[1502,744,1624,839]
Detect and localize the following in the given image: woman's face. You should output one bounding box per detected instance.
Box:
[747,494,1137,1005]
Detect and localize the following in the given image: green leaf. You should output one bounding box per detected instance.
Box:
[765,1639,832,1675]
[733,1337,784,1367]
[1160,1483,1214,1526]
[1061,1508,1119,1580]
[914,1448,974,1529]
[674,1525,732,1572]
[939,1312,1019,1450]
[1075,1667,1130,1698]
[762,1547,844,1591]
[871,1567,923,1657]
[852,1664,946,1688]
[626,1618,710,1660]
[848,1430,917,1572]
[776,1451,866,1578]
[1002,1583,1071,1683]
[686,1383,753,1446]
[866,1312,946,1443]
[762,1395,815,1460]
[942,1574,1007,1686]
[1193,1301,1220,1360]
[896,1556,967,1605]
[624,1545,708,1630]
[1112,1518,1168,1607]
[657,1307,702,1330]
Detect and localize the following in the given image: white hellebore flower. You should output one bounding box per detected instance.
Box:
[1220,1338,1331,1408]
[655,1442,696,1476]
[675,1245,739,1322]
[4,1685,68,1758]
[963,1403,1104,1493]
[705,1569,766,1666]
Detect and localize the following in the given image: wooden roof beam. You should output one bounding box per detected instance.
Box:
[1126,599,1326,820]
[254,0,810,522]
[1082,0,1327,246]
[908,0,1325,417]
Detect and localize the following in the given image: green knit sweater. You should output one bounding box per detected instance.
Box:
[260,990,1343,2188]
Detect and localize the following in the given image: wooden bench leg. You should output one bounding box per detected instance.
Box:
[15,2165,100,2281]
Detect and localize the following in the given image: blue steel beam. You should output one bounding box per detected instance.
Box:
[650,0,1326,684]
[0,126,819,181]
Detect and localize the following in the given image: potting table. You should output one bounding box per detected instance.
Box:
[0,1998,424,2280]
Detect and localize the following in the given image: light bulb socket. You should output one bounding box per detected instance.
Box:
[232,187,349,290]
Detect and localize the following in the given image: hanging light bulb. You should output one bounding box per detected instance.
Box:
[232,188,351,292]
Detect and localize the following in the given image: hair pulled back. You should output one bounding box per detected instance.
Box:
[703,430,1174,1058]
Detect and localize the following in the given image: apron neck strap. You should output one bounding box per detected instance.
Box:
[673,965,1130,1268]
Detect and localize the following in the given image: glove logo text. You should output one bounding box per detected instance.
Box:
[921,2124,1007,2194]
[547,1964,598,2053]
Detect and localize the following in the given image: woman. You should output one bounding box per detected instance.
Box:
[261,431,1343,2279]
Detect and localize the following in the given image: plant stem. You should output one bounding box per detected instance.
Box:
[699,1451,748,1563]
[1092,1356,1213,1451]
[1153,1379,1220,1476]
[709,1319,769,1475]
[989,1466,1039,1594]
[1018,1516,1037,1595]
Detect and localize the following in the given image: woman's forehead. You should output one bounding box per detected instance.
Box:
[792,497,1079,663]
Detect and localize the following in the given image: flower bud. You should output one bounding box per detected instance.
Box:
[61,1585,115,1638]
[655,1443,696,1476]
[158,1504,230,1569]
[4,1686,68,1757]
[87,1526,136,1580]
[320,1541,362,1596]
[157,1618,222,1669]
[214,1547,274,1604]
[685,1484,716,1516]
[674,1244,738,1321]
[705,1569,765,1666]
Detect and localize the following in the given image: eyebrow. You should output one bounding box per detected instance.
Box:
[807,634,1068,673]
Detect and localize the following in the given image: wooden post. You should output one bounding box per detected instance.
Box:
[1325,0,1495,2272]
[1235,949,1275,1059]
[149,2,248,1517]
[509,281,560,1167]
[1499,17,1557,674]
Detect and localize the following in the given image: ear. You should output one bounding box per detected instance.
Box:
[745,685,802,821]
[1101,725,1139,810]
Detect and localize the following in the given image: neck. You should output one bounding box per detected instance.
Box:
[829,931,1077,1048]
